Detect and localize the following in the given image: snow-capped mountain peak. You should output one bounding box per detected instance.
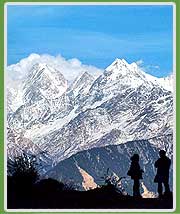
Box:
[105,58,148,83]
[68,71,95,97]
[23,62,68,104]
[91,58,150,96]
[106,58,130,74]
[70,71,94,90]
[105,58,173,91]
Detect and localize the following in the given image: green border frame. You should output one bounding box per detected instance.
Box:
[0,0,178,213]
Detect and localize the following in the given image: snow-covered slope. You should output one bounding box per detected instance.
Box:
[158,74,174,92]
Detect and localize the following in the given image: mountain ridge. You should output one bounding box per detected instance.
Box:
[7,57,174,195]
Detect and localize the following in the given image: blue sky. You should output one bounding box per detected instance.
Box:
[7,5,173,77]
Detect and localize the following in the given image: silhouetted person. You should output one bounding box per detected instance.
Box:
[127,154,144,197]
[154,150,171,197]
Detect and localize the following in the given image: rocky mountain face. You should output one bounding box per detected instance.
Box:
[6,58,174,195]
[45,136,173,195]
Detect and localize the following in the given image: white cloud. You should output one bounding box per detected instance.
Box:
[146,65,160,70]
[135,59,160,73]
[7,53,103,84]
[136,59,144,66]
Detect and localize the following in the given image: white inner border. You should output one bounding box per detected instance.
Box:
[4,2,176,213]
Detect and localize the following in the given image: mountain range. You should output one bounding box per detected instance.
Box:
[6,56,174,196]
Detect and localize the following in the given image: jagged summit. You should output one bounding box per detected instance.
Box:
[106,58,139,71]
[23,62,68,104]
[105,58,173,91]
[106,58,130,73]
[89,58,154,100]
[68,71,95,97]
[69,71,94,90]
[105,58,145,80]
[104,58,146,84]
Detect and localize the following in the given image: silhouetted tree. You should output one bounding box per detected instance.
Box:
[8,153,39,186]
[7,153,39,208]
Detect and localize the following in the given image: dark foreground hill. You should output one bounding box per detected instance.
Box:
[8,178,173,209]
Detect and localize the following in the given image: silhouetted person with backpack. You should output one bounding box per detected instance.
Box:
[154,150,171,198]
[127,154,144,197]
